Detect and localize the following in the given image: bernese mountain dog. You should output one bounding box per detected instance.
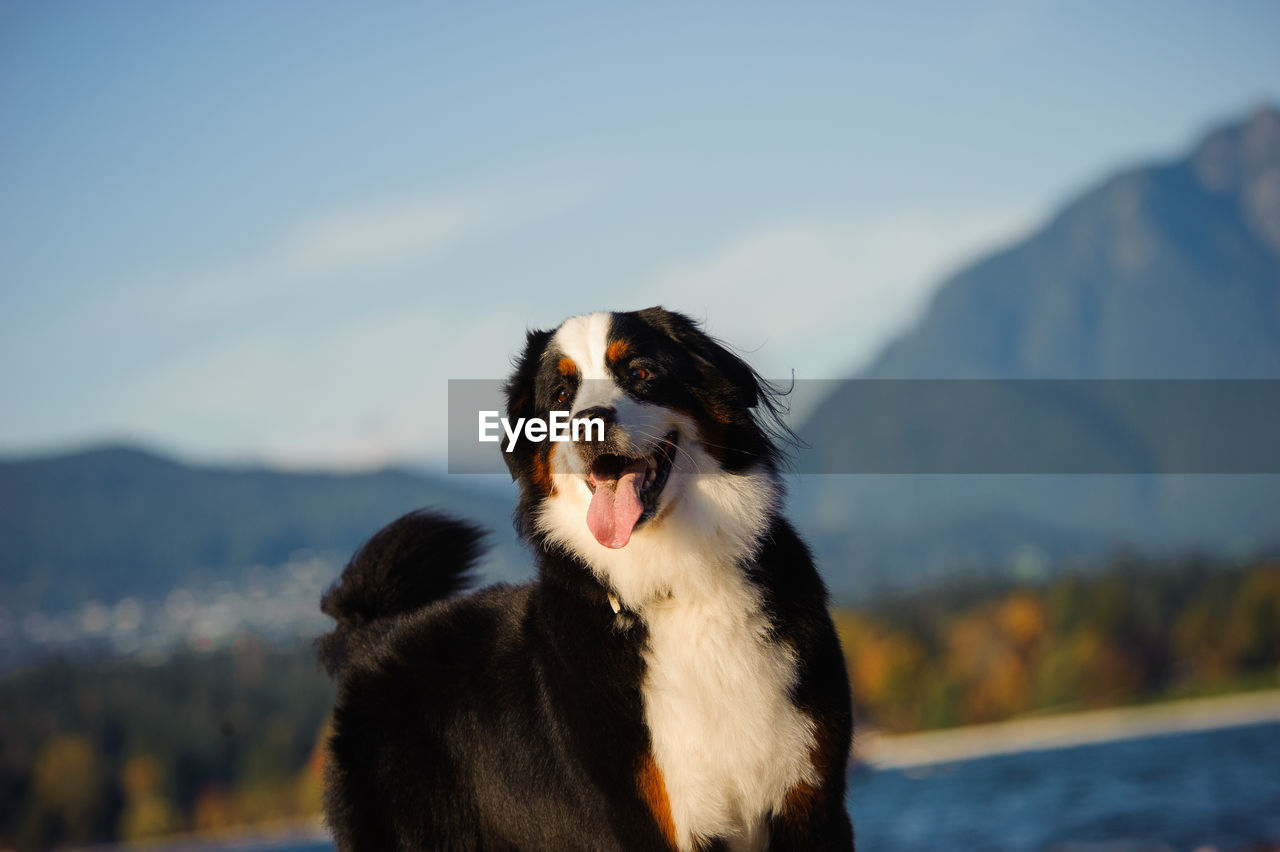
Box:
[317,307,854,851]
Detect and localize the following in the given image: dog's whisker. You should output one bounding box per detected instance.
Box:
[631,426,710,475]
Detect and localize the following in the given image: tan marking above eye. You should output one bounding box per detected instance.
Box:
[605,339,630,363]
[557,357,577,377]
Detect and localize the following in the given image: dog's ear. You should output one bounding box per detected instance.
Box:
[636,306,760,408]
[502,327,553,480]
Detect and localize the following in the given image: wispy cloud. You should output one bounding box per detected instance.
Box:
[0,177,599,463]
[148,183,593,326]
[643,207,1039,381]
[98,303,528,470]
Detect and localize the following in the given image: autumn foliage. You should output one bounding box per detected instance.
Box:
[834,556,1280,732]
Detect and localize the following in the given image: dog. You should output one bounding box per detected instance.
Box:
[317,307,854,851]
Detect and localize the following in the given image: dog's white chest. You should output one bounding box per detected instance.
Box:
[640,586,816,852]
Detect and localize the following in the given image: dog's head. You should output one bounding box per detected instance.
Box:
[502,307,787,558]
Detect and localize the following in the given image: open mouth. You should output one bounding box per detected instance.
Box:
[584,431,678,549]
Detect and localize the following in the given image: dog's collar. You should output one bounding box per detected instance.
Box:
[605,588,673,616]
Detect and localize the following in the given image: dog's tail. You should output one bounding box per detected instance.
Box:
[316,510,486,677]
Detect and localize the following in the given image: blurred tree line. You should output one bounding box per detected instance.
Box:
[0,641,332,850]
[835,555,1280,732]
[1,555,1277,849]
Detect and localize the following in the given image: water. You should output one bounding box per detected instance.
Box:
[193,721,1280,852]
[849,720,1280,851]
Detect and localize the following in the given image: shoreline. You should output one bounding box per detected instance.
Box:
[854,687,1280,770]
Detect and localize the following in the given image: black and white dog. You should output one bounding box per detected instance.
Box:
[318,307,854,851]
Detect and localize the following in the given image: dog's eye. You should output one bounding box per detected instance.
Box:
[554,387,570,405]
[629,367,650,382]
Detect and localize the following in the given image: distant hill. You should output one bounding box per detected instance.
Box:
[0,445,525,613]
[795,106,1280,598]
[866,105,1280,379]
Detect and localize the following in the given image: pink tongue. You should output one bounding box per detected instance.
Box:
[587,459,648,549]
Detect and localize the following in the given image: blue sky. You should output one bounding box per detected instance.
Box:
[2,0,1278,468]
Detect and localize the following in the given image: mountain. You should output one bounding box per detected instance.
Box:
[0,445,526,614]
[794,105,1280,598]
[867,105,1280,379]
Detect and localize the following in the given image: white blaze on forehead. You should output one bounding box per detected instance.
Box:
[552,311,614,380]
[552,311,622,411]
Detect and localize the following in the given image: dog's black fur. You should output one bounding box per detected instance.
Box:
[319,308,854,851]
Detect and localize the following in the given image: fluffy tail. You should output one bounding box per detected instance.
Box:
[316,510,486,677]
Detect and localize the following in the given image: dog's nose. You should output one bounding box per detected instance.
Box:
[573,405,615,427]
